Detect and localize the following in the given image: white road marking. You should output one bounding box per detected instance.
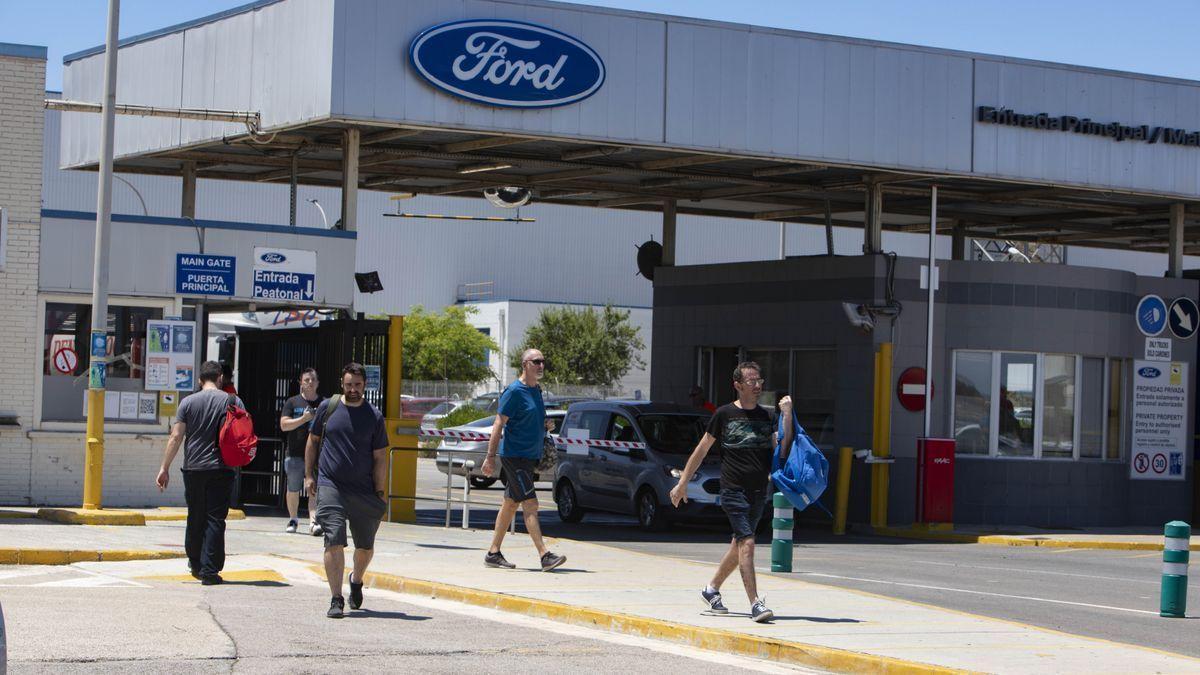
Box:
[898,557,1161,586]
[0,568,57,581]
[801,572,1160,616]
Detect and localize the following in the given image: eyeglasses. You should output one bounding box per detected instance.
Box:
[526,359,546,366]
[740,378,765,387]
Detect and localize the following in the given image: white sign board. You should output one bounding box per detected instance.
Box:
[1130,360,1188,481]
[1145,338,1172,361]
[252,247,317,302]
[145,319,197,391]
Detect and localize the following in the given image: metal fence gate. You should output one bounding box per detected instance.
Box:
[235,318,390,507]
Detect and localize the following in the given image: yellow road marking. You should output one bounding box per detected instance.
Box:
[137,569,286,583]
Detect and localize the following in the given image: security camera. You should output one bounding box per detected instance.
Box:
[484,186,532,208]
[842,302,875,333]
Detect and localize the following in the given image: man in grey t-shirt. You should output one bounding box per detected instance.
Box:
[156,360,243,585]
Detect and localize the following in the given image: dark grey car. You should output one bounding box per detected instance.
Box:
[554,401,731,531]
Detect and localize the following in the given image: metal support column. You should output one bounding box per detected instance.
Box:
[289,153,298,227]
[83,0,121,511]
[924,186,938,438]
[341,128,360,231]
[662,199,677,267]
[180,161,196,219]
[951,220,966,261]
[1169,204,1185,279]
[863,180,882,254]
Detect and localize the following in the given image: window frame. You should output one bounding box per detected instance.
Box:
[35,293,177,432]
[949,349,1125,462]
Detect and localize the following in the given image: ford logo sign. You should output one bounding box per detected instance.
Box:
[410,20,605,109]
[1138,367,1161,378]
[259,252,286,264]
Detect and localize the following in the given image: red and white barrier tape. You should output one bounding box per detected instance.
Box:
[419,427,646,449]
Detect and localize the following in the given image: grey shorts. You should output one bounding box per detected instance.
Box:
[501,456,538,503]
[284,456,305,492]
[315,484,386,550]
[720,488,766,541]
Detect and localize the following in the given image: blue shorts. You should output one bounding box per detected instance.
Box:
[284,456,305,492]
[720,488,765,541]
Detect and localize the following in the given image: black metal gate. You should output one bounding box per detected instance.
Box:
[235,318,390,507]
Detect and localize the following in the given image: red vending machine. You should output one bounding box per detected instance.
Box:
[916,438,955,523]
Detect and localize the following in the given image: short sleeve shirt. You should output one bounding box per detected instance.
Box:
[498,380,545,459]
[311,398,388,495]
[281,394,325,458]
[177,388,242,472]
[706,403,777,492]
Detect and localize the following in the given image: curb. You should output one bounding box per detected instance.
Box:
[305,561,968,675]
[36,508,146,526]
[144,508,246,522]
[874,526,1200,551]
[0,548,183,565]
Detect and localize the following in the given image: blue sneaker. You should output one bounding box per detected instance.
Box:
[751,597,774,623]
[701,587,728,614]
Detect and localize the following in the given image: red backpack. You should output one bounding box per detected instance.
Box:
[219,394,258,467]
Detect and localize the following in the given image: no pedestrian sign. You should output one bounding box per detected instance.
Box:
[175,254,235,297]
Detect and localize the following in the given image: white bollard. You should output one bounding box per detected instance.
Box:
[462,460,474,529]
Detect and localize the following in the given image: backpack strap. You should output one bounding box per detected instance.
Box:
[226,392,239,410]
[325,394,341,420]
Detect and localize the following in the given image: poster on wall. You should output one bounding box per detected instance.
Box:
[1130,360,1188,481]
[145,319,196,392]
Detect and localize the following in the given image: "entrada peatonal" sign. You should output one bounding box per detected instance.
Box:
[978,106,1200,148]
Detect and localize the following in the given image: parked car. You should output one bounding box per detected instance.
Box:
[420,399,467,433]
[401,396,446,421]
[435,410,567,488]
[554,400,749,531]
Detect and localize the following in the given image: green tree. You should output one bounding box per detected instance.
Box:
[509,304,645,387]
[403,305,498,384]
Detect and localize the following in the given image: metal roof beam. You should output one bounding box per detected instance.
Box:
[438,136,531,153]
[637,155,734,171]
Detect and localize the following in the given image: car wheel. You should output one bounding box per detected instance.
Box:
[636,488,667,531]
[555,480,585,523]
[470,475,497,489]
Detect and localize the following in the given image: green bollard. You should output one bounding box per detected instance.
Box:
[770,492,794,573]
[1160,521,1190,618]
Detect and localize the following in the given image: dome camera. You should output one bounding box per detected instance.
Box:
[483,186,532,208]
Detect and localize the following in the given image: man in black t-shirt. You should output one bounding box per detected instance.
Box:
[670,361,793,623]
[280,368,325,535]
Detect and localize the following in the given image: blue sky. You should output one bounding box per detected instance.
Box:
[2,0,1197,92]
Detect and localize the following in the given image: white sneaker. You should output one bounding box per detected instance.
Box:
[310,521,323,537]
[285,519,298,533]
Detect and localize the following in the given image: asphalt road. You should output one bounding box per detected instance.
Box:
[409,458,1200,658]
[0,556,809,674]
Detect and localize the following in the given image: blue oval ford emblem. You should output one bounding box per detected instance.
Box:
[1138,367,1161,378]
[410,20,605,109]
[259,252,286,264]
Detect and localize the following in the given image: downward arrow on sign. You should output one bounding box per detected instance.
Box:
[304,278,314,301]
[1173,303,1193,333]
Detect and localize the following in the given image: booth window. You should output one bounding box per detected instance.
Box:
[951,351,1125,461]
[41,302,163,424]
[791,349,836,448]
[952,351,992,455]
[744,349,789,408]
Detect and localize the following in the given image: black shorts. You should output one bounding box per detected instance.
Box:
[720,488,766,541]
[315,484,386,550]
[500,456,538,502]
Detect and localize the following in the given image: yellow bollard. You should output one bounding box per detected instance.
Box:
[833,446,852,535]
[82,388,106,510]
[385,316,416,523]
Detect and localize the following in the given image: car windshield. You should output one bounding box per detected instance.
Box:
[636,414,709,454]
[427,402,457,415]
[464,415,496,428]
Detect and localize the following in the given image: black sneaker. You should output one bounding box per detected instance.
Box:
[188,564,200,580]
[700,587,729,614]
[200,574,223,586]
[750,597,774,623]
[540,551,566,572]
[484,550,516,569]
[327,596,345,619]
[348,573,364,610]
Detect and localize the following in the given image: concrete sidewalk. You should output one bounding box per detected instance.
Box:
[2,515,1198,673]
[874,524,1199,551]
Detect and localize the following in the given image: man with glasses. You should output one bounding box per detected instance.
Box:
[280,367,324,535]
[481,348,567,572]
[670,361,793,623]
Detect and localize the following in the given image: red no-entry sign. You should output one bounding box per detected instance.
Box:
[897,367,933,412]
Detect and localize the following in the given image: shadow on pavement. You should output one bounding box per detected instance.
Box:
[345,609,431,621]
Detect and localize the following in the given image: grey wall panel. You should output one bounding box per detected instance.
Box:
[179,11,255,145]
[973,59,1200,195]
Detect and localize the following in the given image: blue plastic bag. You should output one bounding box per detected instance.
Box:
[770,411,830,513]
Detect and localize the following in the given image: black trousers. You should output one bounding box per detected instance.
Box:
[182,469,234,577]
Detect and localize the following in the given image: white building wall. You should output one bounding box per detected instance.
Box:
[0,50,46,504]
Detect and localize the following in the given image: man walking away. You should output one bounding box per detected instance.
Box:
[305,363,389,619]
[480,348,566,572]
[280,367,324,534]
[670,362,793,623]
[156,360,243,585]
[688,385,717,413]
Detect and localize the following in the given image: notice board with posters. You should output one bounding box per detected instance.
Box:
[1131,360,1188,480]
[145,319,197,392]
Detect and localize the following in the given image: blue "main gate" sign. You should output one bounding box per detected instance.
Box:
[175,254,235,297]
[410,19,605,109]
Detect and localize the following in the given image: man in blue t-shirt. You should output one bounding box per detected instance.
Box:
[304,362,389,619]
[480,348,566,572]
